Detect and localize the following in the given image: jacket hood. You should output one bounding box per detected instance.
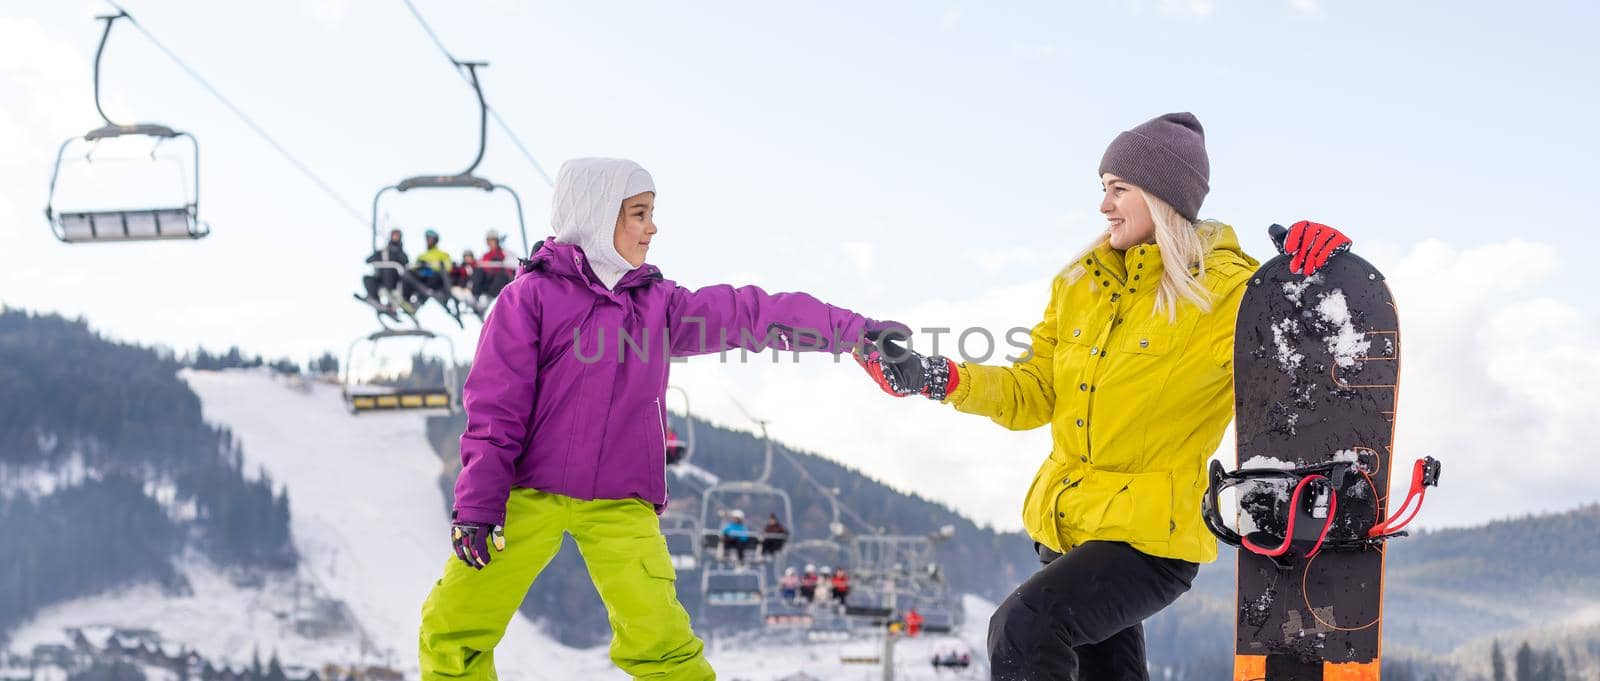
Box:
[550,157,656,290]
[1204,223,1259,269]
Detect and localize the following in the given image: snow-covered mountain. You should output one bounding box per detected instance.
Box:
[8,369,991,680]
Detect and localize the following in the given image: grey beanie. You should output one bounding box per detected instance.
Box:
[1097,112,1210,222]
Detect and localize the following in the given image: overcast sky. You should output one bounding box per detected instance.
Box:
[3,0,1597,531]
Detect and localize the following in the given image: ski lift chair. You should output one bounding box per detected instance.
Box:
[660,511,700,571]
[341,329,459,414]
[367,60,528,327]
[46,13,209,244]
[701,568,764,607]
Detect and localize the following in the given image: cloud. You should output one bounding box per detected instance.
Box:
[938,6,963,32]
[1163,0,1216,18]
[839,241,874,277]
[1008,43,1058,60]
[1288,0,1323,17]
[296,0,357,28]
[1376,239,1600,528]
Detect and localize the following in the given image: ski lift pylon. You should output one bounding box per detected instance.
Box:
[664,385,694,466]
[45,11,210,244]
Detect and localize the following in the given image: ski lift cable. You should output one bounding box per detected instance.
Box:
[100,1,368,226]
[397,0,556,188]
[723,391,880,534]
[776,444,880,535]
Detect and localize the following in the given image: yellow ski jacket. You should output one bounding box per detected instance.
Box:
[946,225,1259,563]
[416,246,454,275]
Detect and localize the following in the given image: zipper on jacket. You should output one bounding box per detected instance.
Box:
[654,397,668,487]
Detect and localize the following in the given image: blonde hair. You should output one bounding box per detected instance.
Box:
[1061,190,1222,321]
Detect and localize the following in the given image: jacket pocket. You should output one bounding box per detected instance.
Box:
[1056,469,1173,544]
[1020,454,1063,547]
[1120,329,1173,356]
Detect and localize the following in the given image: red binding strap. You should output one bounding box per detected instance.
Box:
[1242,474,1336,558]
[1369,458,1430,538]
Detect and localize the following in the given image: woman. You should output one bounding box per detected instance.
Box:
[856,113,1349,680]
[419,157,902,681]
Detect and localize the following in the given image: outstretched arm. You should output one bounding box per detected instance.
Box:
[666,283,885,357]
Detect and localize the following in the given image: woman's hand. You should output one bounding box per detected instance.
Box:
[451,514,506,569]
[1275,221,1352,276]
[853,327,958,401]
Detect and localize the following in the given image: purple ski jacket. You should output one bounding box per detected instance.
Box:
[452,238,880,525]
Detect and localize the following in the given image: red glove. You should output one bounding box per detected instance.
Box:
[1283,220,1351,276]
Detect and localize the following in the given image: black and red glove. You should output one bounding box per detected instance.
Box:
[1278,220,1352,276]
[451,512,506,570]
[853,327,958,401]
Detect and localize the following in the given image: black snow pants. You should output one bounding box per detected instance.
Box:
[363,269,400,299]
[988,541,1197,681]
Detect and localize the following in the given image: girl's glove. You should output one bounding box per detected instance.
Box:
[451,512,505,570]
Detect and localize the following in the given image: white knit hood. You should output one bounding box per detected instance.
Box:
[550,157,656,290]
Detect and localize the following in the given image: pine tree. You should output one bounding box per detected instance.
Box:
[1515,641,1535,681]
[265,652,287,681]
[1494,640,1508,681]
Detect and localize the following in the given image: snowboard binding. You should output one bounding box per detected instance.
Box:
[1202,455,1441,571]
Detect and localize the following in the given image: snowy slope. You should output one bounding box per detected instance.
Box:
[178,369,613,680]
[10,369,991,680]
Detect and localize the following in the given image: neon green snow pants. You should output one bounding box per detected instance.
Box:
[419,489,714,680]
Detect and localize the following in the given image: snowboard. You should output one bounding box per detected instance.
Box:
[1229,236,1400,681]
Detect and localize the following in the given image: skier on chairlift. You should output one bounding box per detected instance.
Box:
[362,228,409,314]
[450,250,488,317]
[779,567,801,603]
[405,228,455,308]
[720,509,757,562]
[800,564,820,603]
[477,230,515,300]
[761,512,788,558]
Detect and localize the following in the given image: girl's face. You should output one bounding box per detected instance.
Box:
[1100,173,1156,251]
[613,191,657,267]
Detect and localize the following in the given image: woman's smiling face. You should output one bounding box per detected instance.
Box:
[1100,174,1155,251]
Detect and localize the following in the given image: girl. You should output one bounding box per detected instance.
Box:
[420,157,901,680]
[856,113,1350,680]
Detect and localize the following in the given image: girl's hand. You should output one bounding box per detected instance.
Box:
[451,514,506,569]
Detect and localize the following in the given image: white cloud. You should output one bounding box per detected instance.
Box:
[1008,43,1058,60]
[300,0,355,28]
[1289,0,1323,17]
[1378,239,1600,528]
[938,6,963,32]
[839,241,874,277]
[1163,0,1216,18]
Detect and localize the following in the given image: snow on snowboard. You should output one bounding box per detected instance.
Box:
[1204,225,1439,681]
